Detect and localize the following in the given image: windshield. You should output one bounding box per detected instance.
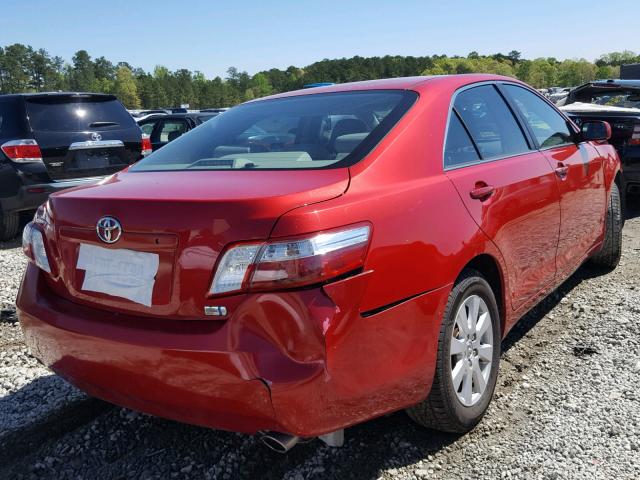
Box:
[130,90,417,171]
[589,90,640,109]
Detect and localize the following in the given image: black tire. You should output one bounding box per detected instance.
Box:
[590,182,622,270]
[0,209,19,241]
[406,269,501,433]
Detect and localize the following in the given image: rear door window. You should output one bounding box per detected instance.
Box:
[155,120,188,143]
[502,85,574,148]
[139,120,157,136]
[454,85,530,160]
[444,113,480,168]
[25,96,135,132]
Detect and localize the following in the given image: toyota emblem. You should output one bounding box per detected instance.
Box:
[96,216,122,244]
[91,132,102,141]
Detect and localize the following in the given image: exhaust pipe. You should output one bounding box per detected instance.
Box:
[260,432,301,453]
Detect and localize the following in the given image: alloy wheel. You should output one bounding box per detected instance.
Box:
[450,294,494,407]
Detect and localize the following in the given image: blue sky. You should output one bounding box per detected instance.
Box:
[1,0,636,78]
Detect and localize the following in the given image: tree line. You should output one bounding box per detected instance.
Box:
[0,44,638,109]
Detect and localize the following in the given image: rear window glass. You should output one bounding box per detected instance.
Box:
[130,90,417,171]
[0,100,25,138]
[444,113,480,168]
[26,96,135,132]
[454,85,530,160]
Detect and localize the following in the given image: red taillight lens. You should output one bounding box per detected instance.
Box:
[210,224,371,295]
[250,229,370,290]
[630,125,640,146]
[141,134,152,156]
[1,139,43,163]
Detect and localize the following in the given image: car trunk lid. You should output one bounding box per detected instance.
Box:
[45,169,349,319]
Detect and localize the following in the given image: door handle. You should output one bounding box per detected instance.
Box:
[469,185,495,200]
[555,163,569,180]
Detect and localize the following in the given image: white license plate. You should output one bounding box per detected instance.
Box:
[76,243,159,306]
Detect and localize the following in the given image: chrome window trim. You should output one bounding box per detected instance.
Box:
[69,140,124,151]
[538,141,578,152]
[443,150,537,172]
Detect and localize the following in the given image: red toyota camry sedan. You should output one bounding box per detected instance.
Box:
[17,75,622,450]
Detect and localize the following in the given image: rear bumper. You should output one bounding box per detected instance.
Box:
[1,177,103,213]
[17,264,449,437]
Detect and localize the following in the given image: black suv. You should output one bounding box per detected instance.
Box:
[0,93,147,239]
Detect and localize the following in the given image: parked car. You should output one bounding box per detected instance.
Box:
[131,109,171,117]
[17,75,621,452]
[559,79,640,196]
[200,108,229,114]
[0,92,151,240]
[303,82,335,88]
[137,112,217,151]
[132,112,168,123]
[545,87,572,104]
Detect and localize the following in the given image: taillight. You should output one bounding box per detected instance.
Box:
[210,224,371,295]
[141,134,152,156]
[630,125,640,146]
[1,139,43,163]
[22,222,51,273]
[34,200,52,225]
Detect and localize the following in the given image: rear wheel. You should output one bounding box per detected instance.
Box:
[0,209,19,241]
[590,182,622,270]
[406,269,501,433]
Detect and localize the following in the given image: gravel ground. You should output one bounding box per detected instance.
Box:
[0,202,639,479]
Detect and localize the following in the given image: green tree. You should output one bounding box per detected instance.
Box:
[0,43,635,108]
[507,50,522,65]
[596,51,638,66]
[69,50,95,91]
[526,59,558,88]
[422,56,515,77]
[556,59,597,86]
[250,72,273,98]
[113,66,140,108]
[0,44,33,92]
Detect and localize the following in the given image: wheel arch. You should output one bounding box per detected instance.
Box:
[614,170,625,222]
[457,254,506,335]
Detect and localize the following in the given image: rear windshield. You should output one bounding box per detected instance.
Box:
[0,100,25,138]
[26,96,136,132]
[130,90,417,171]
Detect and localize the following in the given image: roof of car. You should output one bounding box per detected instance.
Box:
[572,79,640,92]
[137,112,217,122]
[0,91,116,99]
[248,74,522,103]
[584,79,640,88]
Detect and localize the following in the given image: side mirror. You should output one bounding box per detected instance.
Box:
[581,120,611,142]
